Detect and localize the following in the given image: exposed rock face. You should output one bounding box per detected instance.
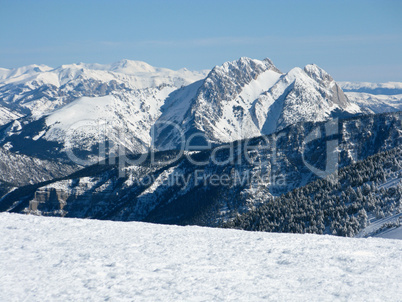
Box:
[154,58,361,151]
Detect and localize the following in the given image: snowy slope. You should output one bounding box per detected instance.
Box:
[339,81,402,113]
[0,105,22,125]
[374,226,402,239]
[0,213,401,302]
[0,88,175,162]
[345,92,402,113]
[42,87,175,156]
[257,64,360,134]
[0,147,79,186]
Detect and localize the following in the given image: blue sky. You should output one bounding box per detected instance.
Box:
[0,0,401,82]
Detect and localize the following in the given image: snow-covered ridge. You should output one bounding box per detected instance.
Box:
[0,59,209,87]
[42,86,176,156]
[340,81,402,95]
[0,60,209,155]
[0,59,209,122]
[340,81,402,90]
[345,92,402,113]
[339,81,402,113]
[0,64,53,82]
[257,65,359,134]
[0,213,400,301]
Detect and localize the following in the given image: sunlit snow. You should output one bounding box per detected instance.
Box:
[0,213,401,301]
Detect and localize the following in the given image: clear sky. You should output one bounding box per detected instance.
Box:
[0,0,401,82]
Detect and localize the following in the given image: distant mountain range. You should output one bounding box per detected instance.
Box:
[339,81,402,114]
[0,57,401,237]
[339,81,402,95]
[0,57,369,163]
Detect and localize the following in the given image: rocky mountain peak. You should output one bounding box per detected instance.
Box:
[303,64,334,85]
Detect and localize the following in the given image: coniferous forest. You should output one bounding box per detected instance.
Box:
[225,146,402,237]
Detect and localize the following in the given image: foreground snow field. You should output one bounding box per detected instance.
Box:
[0,214,401,301]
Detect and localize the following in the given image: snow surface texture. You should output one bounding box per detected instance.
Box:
[374,226,402,240]
[1,213,401,302]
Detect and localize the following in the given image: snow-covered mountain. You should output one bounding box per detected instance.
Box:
[2,112,401,227]
[0,59,208,121]
[154,58,360,150]
[345,92,402,113]
[339,82,402,114]
[0,60,209,161]
[0,58,401,239]
[2,57,398,165]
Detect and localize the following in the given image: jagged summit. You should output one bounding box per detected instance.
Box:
[303,64,334,85]
[211,57,280,77]
[154,57,361,150]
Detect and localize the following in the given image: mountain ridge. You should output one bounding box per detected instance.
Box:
[2,57,400,173]
[1,57,364,163]
[2,111,400,228]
